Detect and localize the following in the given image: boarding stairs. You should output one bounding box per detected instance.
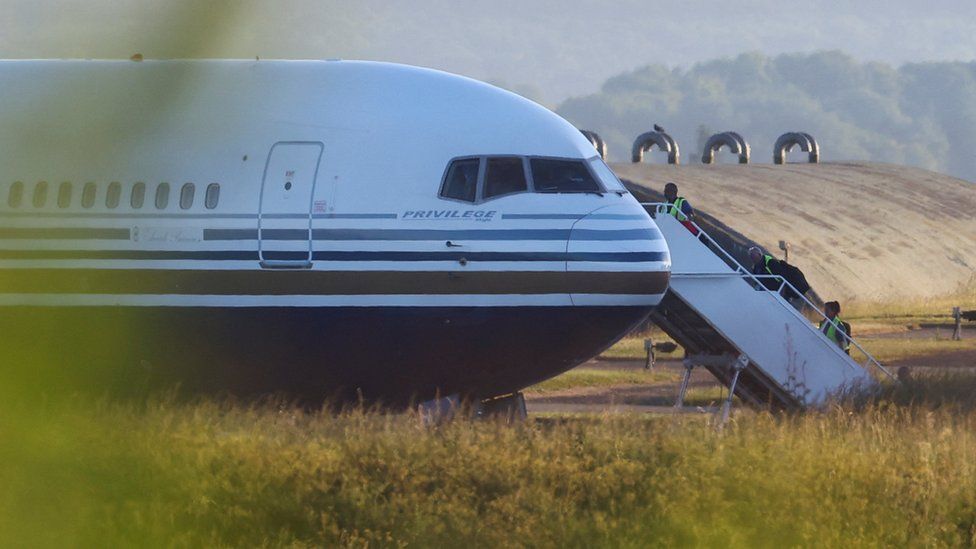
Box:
[643,203,894,411]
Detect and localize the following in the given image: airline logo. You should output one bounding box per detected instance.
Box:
[401,210,497,222]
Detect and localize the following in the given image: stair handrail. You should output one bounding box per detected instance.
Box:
[642,202,895,381]
[748,275,895,380]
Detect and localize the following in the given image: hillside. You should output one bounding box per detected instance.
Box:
[614,162,976,303]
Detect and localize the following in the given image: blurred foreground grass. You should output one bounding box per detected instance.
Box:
[5,375,976,547]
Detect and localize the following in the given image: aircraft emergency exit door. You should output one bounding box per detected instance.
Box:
[258,141,323,268]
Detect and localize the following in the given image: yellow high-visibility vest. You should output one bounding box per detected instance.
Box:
[820,316,851,351]
[668,197,689,222]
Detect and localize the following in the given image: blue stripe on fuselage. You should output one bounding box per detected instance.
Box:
[0,249,668,262]
[501,214,648,220]
[305,251,668,262]
[205,228,662,241]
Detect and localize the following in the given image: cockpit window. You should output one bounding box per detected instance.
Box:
[440,158,480,202]
[483,157,527,199]
[530,158,601,193]
[588,157,627,192]
[439,155,610,202]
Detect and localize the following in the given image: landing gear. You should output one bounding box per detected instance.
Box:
[479,392,527,422]
[417,393,462,425]
[417,391,527,424]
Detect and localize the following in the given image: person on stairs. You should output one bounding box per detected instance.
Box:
[663,182,698,235]
[819,301,852,354]
[748,246,811,311]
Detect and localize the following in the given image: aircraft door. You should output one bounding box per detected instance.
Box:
[259,141,323,268]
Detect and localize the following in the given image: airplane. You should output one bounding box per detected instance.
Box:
[0,59,671,405]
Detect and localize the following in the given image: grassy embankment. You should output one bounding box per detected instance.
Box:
[5,378,976,547]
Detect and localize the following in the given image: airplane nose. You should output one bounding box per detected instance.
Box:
[566,203,671,306]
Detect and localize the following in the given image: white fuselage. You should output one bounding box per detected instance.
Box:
[0,60,670,402]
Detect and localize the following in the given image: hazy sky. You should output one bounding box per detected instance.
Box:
[3,1,976,103]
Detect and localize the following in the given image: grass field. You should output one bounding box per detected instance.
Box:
[525,367,679,393]
[843,284,976,322]
[3,375,976,547]
[682,386,736,407]
[600,322,976,365]
[857,336,976,363]
[598,331,680,360]
[3,302,974,546]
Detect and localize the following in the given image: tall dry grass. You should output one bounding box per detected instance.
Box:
[844,281,976,321]
[4,375,976,547]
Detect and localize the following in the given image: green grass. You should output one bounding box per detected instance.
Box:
[858,336,976,363]
[527,369,732,407]
[683,386,737,407]
[526,367,678,393]
[604,327,976,365]
[599,335,681,360]
[8,377,976,546]
[842,283,976,327]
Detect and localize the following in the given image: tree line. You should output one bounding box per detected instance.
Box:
[557,51,976,181]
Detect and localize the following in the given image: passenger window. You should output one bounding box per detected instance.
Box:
[530,158,602,193]
[440,158,480,202]
[483,157,528,199]
[57,182,72,208]
[130,182,146,209]
[82,182,97,208]
[8,181,23,208]
[33,181,48,208]
[180,183,195,210]
[155,182,170,209]
[205,183,220,209]
[106,182,121,209]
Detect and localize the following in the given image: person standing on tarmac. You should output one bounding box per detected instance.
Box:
[663,182,698,235]
[748,246,810,310]
[819,301,852,354]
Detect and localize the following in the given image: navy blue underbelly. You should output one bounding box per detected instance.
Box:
[0,305,653,405]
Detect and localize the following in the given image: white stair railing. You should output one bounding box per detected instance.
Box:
[643,202,895,381]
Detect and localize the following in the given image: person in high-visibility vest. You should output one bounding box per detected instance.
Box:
[819,301,851,354]
[663,182,698,234]
[749,246,785,290]
[747,246,810,311]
